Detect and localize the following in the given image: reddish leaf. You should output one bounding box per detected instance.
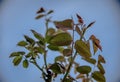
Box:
[93,42,98,55]
[87,21,95,28]
[54,19,73,31]
[75,25,82,36]
[90,35,102,51]
[98,55,106,63]
[97,62,105,74]
[36,7,45,14]
[76,14,84,24]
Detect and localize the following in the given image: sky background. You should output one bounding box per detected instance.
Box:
[0,0,120,82]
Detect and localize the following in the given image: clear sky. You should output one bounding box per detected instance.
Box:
[0,0,120,82]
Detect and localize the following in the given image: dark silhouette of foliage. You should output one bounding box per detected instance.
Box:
[9,7,106,82]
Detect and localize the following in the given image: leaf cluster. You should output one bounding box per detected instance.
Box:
[9,7,106,82]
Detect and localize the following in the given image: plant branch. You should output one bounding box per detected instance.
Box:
[33,60,46,75]
[44,50,48,69]
[44,18,49,70]
[32,60,49,82]
[62,51,77,82]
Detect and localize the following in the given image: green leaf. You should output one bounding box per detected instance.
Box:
[82,58,96,64]
[49,63,62,74]
[35,14,45,19]
[24,35,35,44]
[9,51,25,58]
[54,19,73,31]
[31,29,45,44]
[46,28,56,36]
[33,46,44,54]
[9,52,20,58]
[45,35,53,43]
[98,55,106,63]
[76,65,91,74]
[47,44,60,51]
[25,52,32,58]
[47,10,54,15]
[17,40,28,47]
[55,56,65,62]
[23,59,29,68]
[75,40,91,58]
[18,51,25,55]
[49,32,72,46]
[63,48,72,57]
[92,71,106,82]
[64,76,75,82]
[97,63,105,74]
[12,56,22,66]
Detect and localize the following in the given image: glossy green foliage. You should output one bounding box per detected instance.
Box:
[31,29,45,44]
[76,66,91,74]
[49,63,62,74]
[92,71,106,82]
[82,58,96,64]
[17,41,28,47]
[75,40,91,58]
[49,32,72,46]
[12,56,22,66]
[23,59,29,68]
[9,7,106,82]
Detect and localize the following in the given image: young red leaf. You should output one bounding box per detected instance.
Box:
[87,21,95,28]
[36,7,45,14]
[98,55,106,63]
[90,35,102,51]
[76,14,84,24]
[75,25,82,36]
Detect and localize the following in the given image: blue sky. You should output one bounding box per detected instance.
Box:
[0,0,120,82]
